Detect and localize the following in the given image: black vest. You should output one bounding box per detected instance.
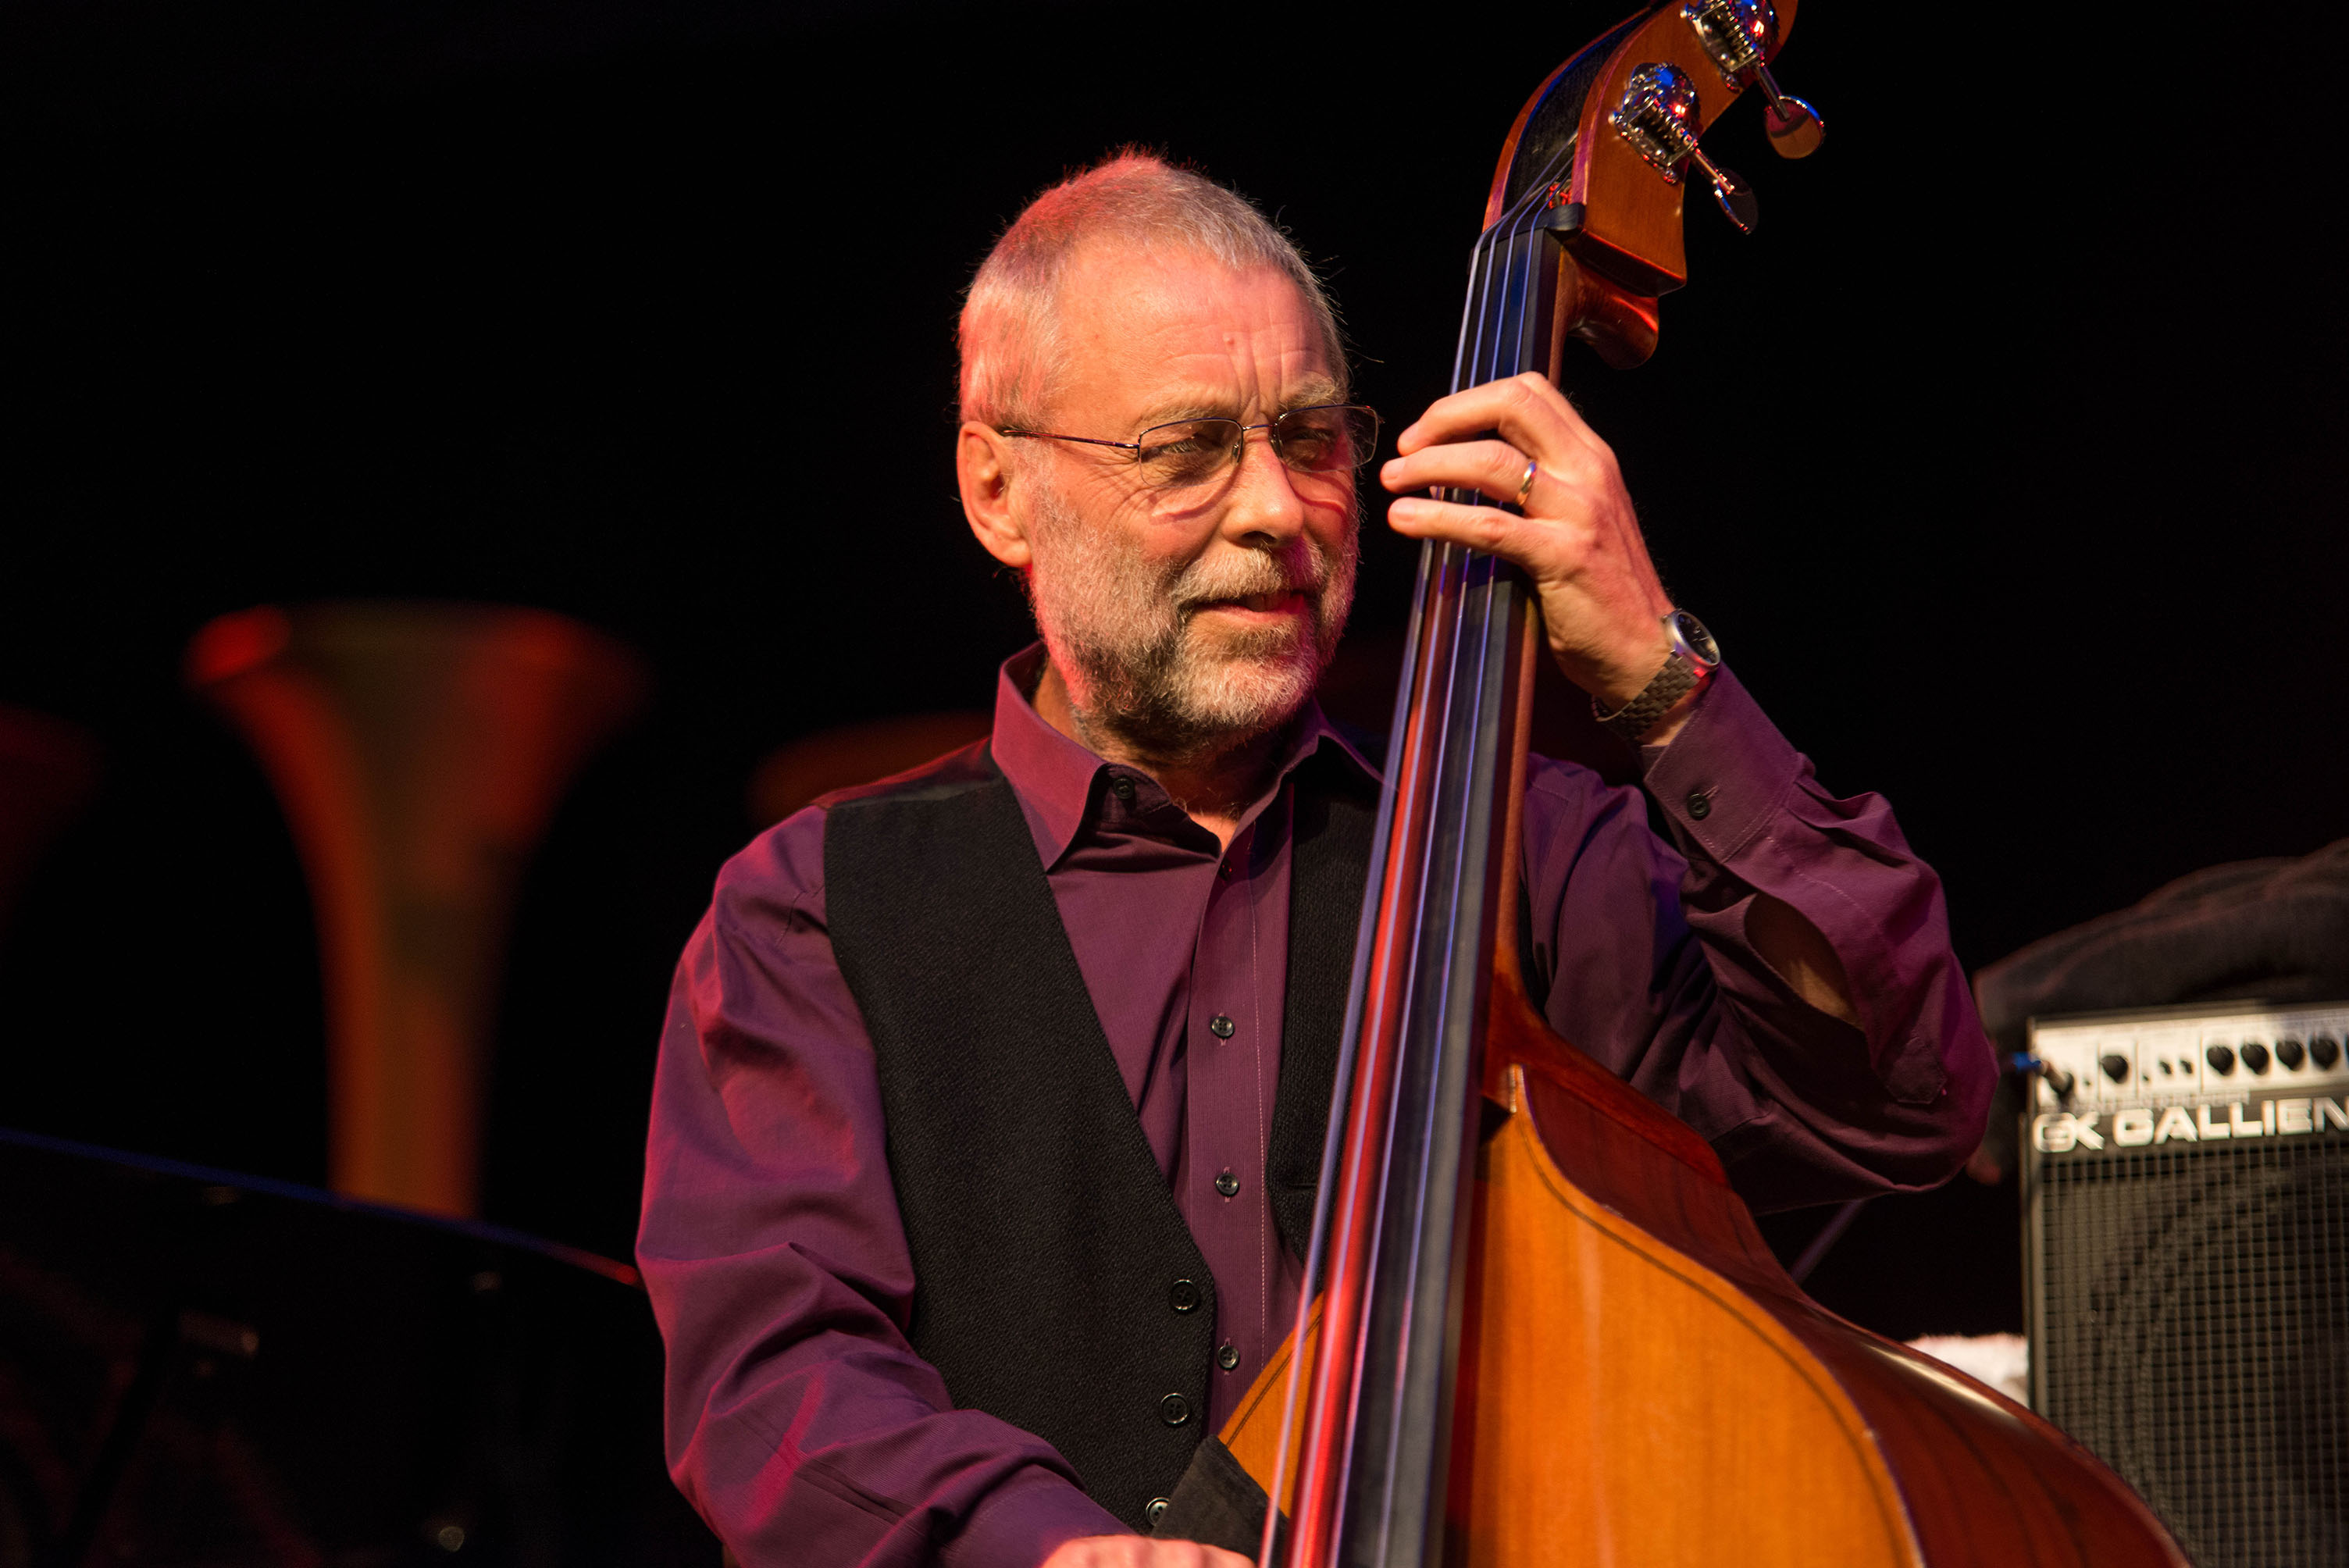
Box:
[822,742,1374,1531]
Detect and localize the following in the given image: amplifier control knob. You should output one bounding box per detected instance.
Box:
[2206,1044,2237,1074]
[2240,1041,2272,1073]
[2315,1036,2343,1070]
[2100,1053,2130,1082]
[2277,1038,2307,1070]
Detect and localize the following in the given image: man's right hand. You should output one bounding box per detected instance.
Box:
[1039,1537,1252,1568]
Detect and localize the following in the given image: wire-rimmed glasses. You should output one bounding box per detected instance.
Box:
[1000,404,1381,494]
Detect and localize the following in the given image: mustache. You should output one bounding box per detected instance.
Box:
[1168,552,1328,616]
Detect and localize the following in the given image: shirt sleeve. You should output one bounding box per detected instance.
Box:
[1520,667,1994,1210]
[635,808,1126,1568]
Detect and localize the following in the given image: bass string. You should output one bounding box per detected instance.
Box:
[1264,540,1445,1566]
[1388,164,1559,1193]
[1399,236,1550,1568]
[1267,528,1453,1562]
[1328,529,1474,1542]
[1290,244,1502,1568]
[1410,151,1561,1092]
[1352,172,1563,1558]
[1375,202,1527,1331]
[1262,151,1574,1564]
[1350,178,1562,1558]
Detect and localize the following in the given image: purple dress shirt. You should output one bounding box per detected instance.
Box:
[636,644,1992,1568]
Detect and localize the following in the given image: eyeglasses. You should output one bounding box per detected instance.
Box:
[1000,403,1381,493]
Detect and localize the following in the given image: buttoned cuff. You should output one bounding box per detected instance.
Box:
[1636,667,1804,865]
[942,1466,1128,1568]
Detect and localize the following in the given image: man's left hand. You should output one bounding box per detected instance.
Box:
[1379,372,1681,729]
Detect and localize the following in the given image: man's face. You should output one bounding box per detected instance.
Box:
[1015,243,1359,756]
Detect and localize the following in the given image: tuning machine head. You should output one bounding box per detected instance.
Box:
[1679,0,1826,159]
[1763,95,1824,158]
[1608,62,1758,234]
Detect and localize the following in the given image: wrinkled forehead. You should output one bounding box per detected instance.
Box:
[1046,240,1342,425]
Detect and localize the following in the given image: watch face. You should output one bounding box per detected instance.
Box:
[1670,611,1721,667]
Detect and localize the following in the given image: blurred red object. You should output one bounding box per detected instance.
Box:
[188,604,644,1218]
[0,704,101,940]
[749,711,993,828]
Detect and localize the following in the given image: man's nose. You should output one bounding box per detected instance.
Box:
[1220,431,1308,547]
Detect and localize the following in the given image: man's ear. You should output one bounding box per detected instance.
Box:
[957,422,1032,570]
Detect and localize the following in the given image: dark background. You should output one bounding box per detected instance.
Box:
[2,0,2342,1339]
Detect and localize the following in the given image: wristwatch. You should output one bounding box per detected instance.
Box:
[1593,611,1721,744]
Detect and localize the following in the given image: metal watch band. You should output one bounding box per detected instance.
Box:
[1593,650,1700,744]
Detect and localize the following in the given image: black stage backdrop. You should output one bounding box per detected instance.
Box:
[2,0,2344,1339]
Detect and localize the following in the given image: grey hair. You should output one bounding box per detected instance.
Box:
[957,151,1346,429]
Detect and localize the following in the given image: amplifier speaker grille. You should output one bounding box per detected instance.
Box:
[2034,1136,2348,1566]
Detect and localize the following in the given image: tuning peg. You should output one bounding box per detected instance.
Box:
[1693,152,1757,233]
[1681,0,1824,158]
[1757,72,1825,159]
[1608,62,1758,234]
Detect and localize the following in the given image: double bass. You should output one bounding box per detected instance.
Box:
[1210,5,2190,1563]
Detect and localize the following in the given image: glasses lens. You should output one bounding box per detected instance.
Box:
[1271,406,1378,473]
[1134,419,1242,489]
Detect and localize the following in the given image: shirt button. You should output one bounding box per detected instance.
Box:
[1110,776,1135,804]
[1209,1014,1235,1039]
[1218,860,1234,879]
[1168,1278,1202,1313]
[1214,1169,1240,1198]
[1145,1497,1171,1527]
[1159,1392,1192,1427]
[1217,1342,1240,1371]
[1686,788,1712,820]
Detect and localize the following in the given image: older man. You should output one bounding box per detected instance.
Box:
[636,154,1991,1568]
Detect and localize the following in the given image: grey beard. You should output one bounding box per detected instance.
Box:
[1023,476,1358,759]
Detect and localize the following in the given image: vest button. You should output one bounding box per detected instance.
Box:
[1209,1014,1235,1039]
[1145,1497,1171,1526]
[1159,1392,1192,1427]
[1214,1169,1240,1198]
[1168,1278,1202,1313]
[1217,1342,1240,1371]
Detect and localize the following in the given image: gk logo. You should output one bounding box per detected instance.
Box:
[2032,1111,2105,1153]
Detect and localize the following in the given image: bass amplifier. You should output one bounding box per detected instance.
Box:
[2023,1000,2349,1566]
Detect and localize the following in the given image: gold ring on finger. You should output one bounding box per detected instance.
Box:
[1513,458,1538,511]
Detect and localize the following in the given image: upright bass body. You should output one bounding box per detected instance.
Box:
[1221,6,2187,1563]
[1227,967,2188,1565]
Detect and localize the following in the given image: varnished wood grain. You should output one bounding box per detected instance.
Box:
[1447,1064,1919,1566]
[1506,1042,2187,1566]
[1226,1045,2187,1563]
[1225,1062,1919,1567]
[1567,0,1795,297]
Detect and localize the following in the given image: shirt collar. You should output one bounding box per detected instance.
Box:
[989,642,1379,868]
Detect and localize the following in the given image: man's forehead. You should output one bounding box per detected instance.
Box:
[1125,372,1345,426]
[1055,240,1335,418]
